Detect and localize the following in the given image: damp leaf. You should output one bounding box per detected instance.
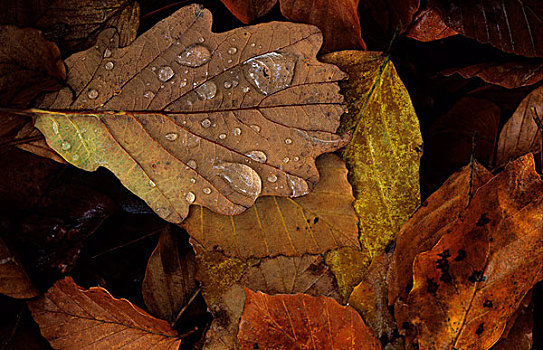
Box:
[238,289,381,350]
[408,154,543,350]
[182,153,359,259]
[28,277,181,349]
[26,4,349,224]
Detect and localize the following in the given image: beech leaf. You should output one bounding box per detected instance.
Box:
[0,237,39,299]
[28,276,181,349]
[219,0,278,24]
[26,4,349,224]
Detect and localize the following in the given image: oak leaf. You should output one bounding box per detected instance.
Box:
[238,289,381,350]
[0,237,39,299]
[28,276,181,349]
[408,154,543,350]
[26,4,349,224]
[182,153,359,258]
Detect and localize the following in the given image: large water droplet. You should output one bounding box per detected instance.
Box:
[232,127,241,136]
[157,66,174,82]
[284,138,293,145]
[218,133,227,140]
[223,81,232,89]
[267,174,278,183]
[88,89,99,99]
[149,180,156,187]
[104,61,114,70]
[61,141,71,150]
[195,81,217,100]
[227,47,238,54]
[286,174,309,197]
[201,119,211,128]
[243,52,296,95]
[215,162,262,199]
[186,192,196,203]
[165,133,178,141]
[177,44,212,67]
[245,150,267,163]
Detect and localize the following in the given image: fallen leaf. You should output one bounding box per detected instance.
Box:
[0,296,50,349]
[14,123,67,164]
[321,50,422,259]
[0,0,139,55]
[219,0,277,24]
[238,289,381,350]
[408,154,543,350]
[443,60,543,89]
[28,276,181,349]
[26,4,349,224]
[496,85,543,166]
[359,0,420,39]
[492,294,533,350]
[142,225,198,322]
[405,1,457,42]
[0,237,39,299]
[280,0,366,53]
[182,153,359,258]
[324,247,369,301]
[421,96,500,190]
[436,0,543,57]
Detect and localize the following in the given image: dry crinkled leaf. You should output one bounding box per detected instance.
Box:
[238,289,381,350]
[405,2,457,42]
[28,276,181,349]
[142,225,198,322]
[408,154,543,350]
[0,0,139,55]
[321,51,422,260]
[0,237,39,299]
[182,153,359,258]
[28,4,349,224]
[496,85,543,166]
[219,0,277,24]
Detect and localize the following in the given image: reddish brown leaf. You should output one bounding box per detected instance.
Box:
[219,0,277,24]
[405,2,457,42]
[238,289,381,350]
[279,0,366,53]
[359,0,421,35]
[436,0,543,57]
[492,294,533,350]
[496,85,543,166]
[0,237,39,299]
[408,154,543,350]
[28,277,181,349]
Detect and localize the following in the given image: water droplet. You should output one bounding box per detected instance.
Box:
[283,157,290,163]
[286,174,309,197]
[88,89,99,99]
[103,48,112,58]
[190,178,196,184]
[157,66,174,82]
[245,150,267,163]
[294,156,300,161]
[195,81,217,100]
[243,52,296,95]
[250,124,260,133]
[232,127,241,136]
[187,100,193,106]
[250,43,256,47]
[203,187,212,194]
[186,192,196,203]
[223,81,232,89]
[61,141,71,150]
[177,44,212,67]
[232,80,239,87]
[242,86,250,93]
[151,67,156,71]
[165,133,178,141]
[156,207,171,219]
[285,138,292,144]
[227,59,233,64]
[199,37,205,43]
[72,154,79,161]
[52,121,59,134]
[201,119,211,128]
[144,91,155,99]
[180,80,187,87]
[104,61,114,70]
[215,162,262,199]
[227,47,238,54]
[187,159,197,169]
[219,133,227,140]
[149,180,156,187]
[267,174,278,183]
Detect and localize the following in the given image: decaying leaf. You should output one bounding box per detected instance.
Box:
[219,0,278,24]
[496,85,543,166]
[405,2,457,42]
[28,277,181,349]
[0,0,139,55]
[0,237,39,299]
[182,153,359,258]
[142,225,198,322]
[238,289,381,350]
[321,50,422,259]
[27,4,349,224]
[408,154,543,350]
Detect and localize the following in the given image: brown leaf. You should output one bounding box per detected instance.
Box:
[220,0,278,24]
[29,4,349,224]
[359,0,421,37]
[14,123,67,164]
[443,60,543,89]
[28,276,181,349]
[436,0,543,57]
[0,237,39,299]
[408,154,543,350]
[182,153,359,259]
[421,96,499,190]
[280,0,366,53]
[492,294,533,350]
[405,2,457,42]
[142,225,198,322]
[238,289,381,350]
[496,85,543,166]
[0,0,139,55]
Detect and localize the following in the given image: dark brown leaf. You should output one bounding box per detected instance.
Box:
[0,237,39,299]
[219,0,277,24]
